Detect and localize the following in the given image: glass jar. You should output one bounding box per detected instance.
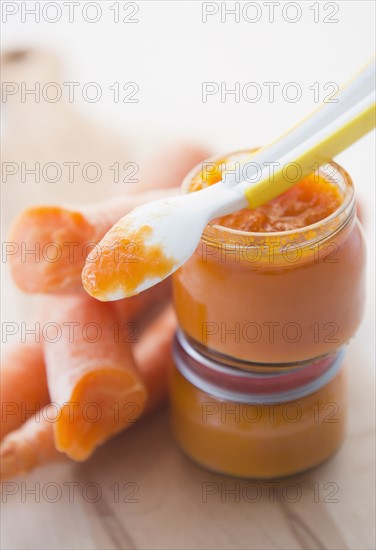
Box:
[170,331,347,479]
[173,151,366,366]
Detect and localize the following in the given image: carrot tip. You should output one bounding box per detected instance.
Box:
[53,370,148,461]
[8,206,95,293]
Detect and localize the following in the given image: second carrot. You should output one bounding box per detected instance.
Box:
[42,294,147,461]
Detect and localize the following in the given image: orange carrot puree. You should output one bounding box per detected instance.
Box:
[82,224,177,300]
[171,362,346,479]
[214,175,342,232]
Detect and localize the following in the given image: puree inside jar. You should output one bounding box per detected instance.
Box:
[189,159,343,232]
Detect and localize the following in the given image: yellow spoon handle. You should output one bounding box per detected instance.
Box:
[244,94,375,208]
[237,58,376,208]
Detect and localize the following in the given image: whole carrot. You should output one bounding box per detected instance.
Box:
[0,305,176,480]
[8,145,210,294]
[8,189,179,294]
[43,294,147,461]
[1,267,170,448]
[1,342,50,440]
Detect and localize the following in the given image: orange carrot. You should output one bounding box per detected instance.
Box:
[0,305,177,480]
[8,189,179,294]
[0,289,161,442]
[134,305,176,413]
[0,405,65,481]
[1,342,49,440]
[129,143,211,193]
[8,145,210,294]
[43,294,147,461]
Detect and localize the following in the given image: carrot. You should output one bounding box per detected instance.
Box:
[0,288,163,442]
[128,143,211,193]
[0,405,65,481]
[0,305,177,480]
[134,305,176,413]
[8,145,211,294]
[1,342,49,440]
[43,294,147,461]
[8,189,179,294]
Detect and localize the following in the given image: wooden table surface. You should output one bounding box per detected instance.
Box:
[1,49,375,550]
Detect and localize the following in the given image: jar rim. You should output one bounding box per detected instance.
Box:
[182,150,355,248]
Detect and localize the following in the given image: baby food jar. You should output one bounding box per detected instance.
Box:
[173,150,366,366]
[170,331,346,478]
[170,149,365,477]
